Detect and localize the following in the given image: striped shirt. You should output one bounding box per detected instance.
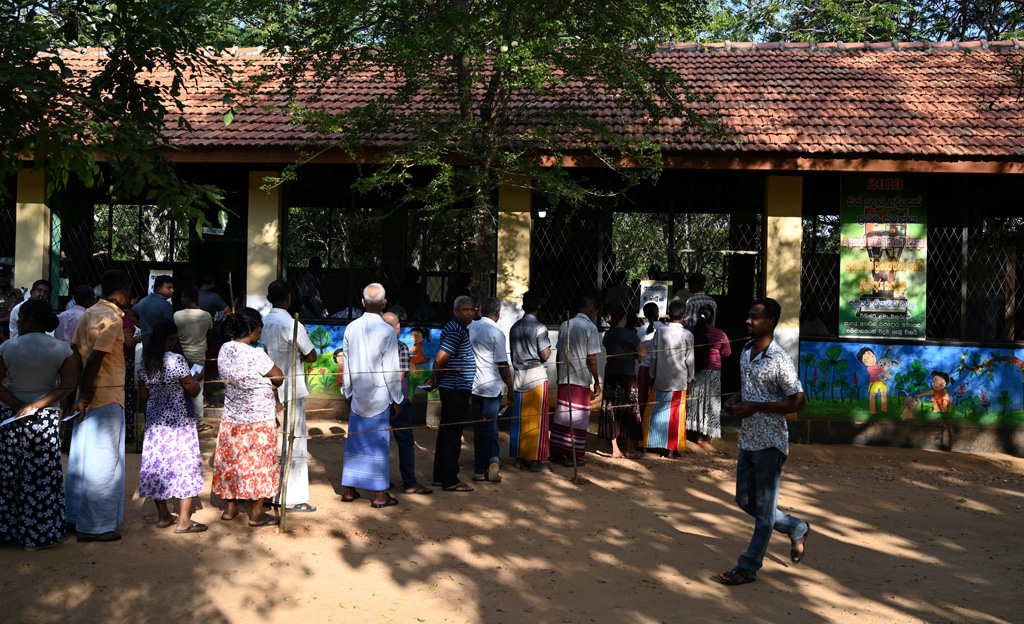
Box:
[684,291,717,327]
[703,326,732,371]
[437,316,475,391]
[397,341,411,399]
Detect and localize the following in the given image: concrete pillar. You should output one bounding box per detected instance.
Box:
[496,175,531,303]
[15,169,51,286]
[764,175,803,363]
[246,171,283,314]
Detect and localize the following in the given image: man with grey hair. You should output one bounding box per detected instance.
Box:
[551,294,601,466]
[468,297,515,483]
[382,311,432,495]
[426,295,477,491]
[340,283,404,508]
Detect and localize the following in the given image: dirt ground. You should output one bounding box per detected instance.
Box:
[3,414,1023,624]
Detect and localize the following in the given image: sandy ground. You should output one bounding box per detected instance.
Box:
[3,414,1023,624]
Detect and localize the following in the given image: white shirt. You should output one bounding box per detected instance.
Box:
[468,317,508,398]
[9,300,55,340]
[342,312,404,415]
[636,321,666,367]
[262,308,317,403]
[555,313,601,387]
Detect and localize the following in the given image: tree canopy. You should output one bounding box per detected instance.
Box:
[1,0,232,230]
[701,0,1023,43]
[240,0,726,295]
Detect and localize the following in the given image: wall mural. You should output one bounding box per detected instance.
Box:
[298,323,442,401]
[799,340,1024,427]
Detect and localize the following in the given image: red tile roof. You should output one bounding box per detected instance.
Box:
[58,42,1024,162]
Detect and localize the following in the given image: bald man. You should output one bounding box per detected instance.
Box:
[383,312,432,495]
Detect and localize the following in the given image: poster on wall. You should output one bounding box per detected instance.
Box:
[638,280,672,316]
[839,174,926,339]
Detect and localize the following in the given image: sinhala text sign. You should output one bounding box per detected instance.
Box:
[839,174,926,339]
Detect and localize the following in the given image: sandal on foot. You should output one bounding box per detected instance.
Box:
[442,482,474,492]
[248,515,280,528]
[155,516,178,529]
[472,475,488,482]
[285,503,317,513]
[197,424,214,433]
[173,522,208,534]
[371,493,399,508]
[513,460,531,470]
[77,532,122,543]
[403,484,433,495]
[341,491,361,503]
[791,525,810,564]
[713,567,755,586]
[220,512,239,521]
[487,461,502,483]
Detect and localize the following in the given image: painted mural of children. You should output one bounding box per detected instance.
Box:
[333,348,344,388]
[858,347,888,414]
[410,327,430,366]
[915,370,951,413]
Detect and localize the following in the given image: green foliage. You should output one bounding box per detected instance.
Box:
[907,360,929,394]
[1,1,231,228]
[309,326,332,353]
[244,0,726,294]
[699,0,1022,43]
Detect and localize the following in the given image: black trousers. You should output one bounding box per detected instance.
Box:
[434,388,471,488]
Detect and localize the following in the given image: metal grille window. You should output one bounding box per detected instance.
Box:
[1,178,15,263]
[531,169,764,325]
[285,202,492,321]
[54,202,189,305]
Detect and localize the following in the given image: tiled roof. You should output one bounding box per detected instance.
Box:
[58,41,1024,162]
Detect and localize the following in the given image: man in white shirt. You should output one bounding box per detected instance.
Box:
[551,295,601,467]
[341,283,404,508]
[468,297,515,483]
[262,280,318,512]
[9,279,53,340]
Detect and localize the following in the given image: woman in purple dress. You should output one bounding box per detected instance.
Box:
[137,320,206,534]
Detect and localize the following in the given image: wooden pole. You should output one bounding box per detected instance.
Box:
[278,312,301,533]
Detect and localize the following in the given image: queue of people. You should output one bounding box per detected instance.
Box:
[0,268,811,585]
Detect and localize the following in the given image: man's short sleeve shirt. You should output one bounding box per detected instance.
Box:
[737,339,803,455]
[437,316,475,391]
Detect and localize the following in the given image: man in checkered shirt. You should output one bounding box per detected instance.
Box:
[714,297,810,586]
[684,272,717,327]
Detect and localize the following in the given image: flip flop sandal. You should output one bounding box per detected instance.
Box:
[249,516,280,528]
[442,482,475,492]
[76,532,122,543]
[713,567,755,586]
[371,493,400,508]
[472,475,488,482]
[173,522,208,534]
[791,525,811,564]
[341,492,361,503]
[403,484,433,494]
[155,516,178,529]
[285,503,317,513]
[220,512,239,521]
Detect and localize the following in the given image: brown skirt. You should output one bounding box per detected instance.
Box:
[599,374,641,441]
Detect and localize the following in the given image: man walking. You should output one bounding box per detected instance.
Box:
[468,297,514,483]
[428,295,477,492]
[715,297,809,585]
[262,280,318,512]
[508,290,552,472]
[174,285,213,431]
[382,312,432,494]
[341,283,403,508]
[551,295,601,467]
[66,269,132,543]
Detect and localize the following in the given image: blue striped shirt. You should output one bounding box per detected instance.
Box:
[437,316,476,391]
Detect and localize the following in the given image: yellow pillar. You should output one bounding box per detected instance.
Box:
[14,169,51,286]
[764,175,803,364]
[246,171,283,314]
[497,174,531,301]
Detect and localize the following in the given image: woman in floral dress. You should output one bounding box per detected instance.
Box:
[0,300,79,549]
[137,320,206,533]
[213,308,284,527]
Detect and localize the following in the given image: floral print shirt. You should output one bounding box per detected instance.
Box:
[218,341,276,425]
[737,339,803,455]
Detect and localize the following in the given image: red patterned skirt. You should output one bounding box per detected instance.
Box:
[212,419,279,500]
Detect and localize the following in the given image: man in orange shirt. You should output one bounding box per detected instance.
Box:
[66,270,132,543]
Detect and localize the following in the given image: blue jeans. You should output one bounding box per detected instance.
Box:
[391,400,417,488]
[735,447,808,577]
[472,394,502,476]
